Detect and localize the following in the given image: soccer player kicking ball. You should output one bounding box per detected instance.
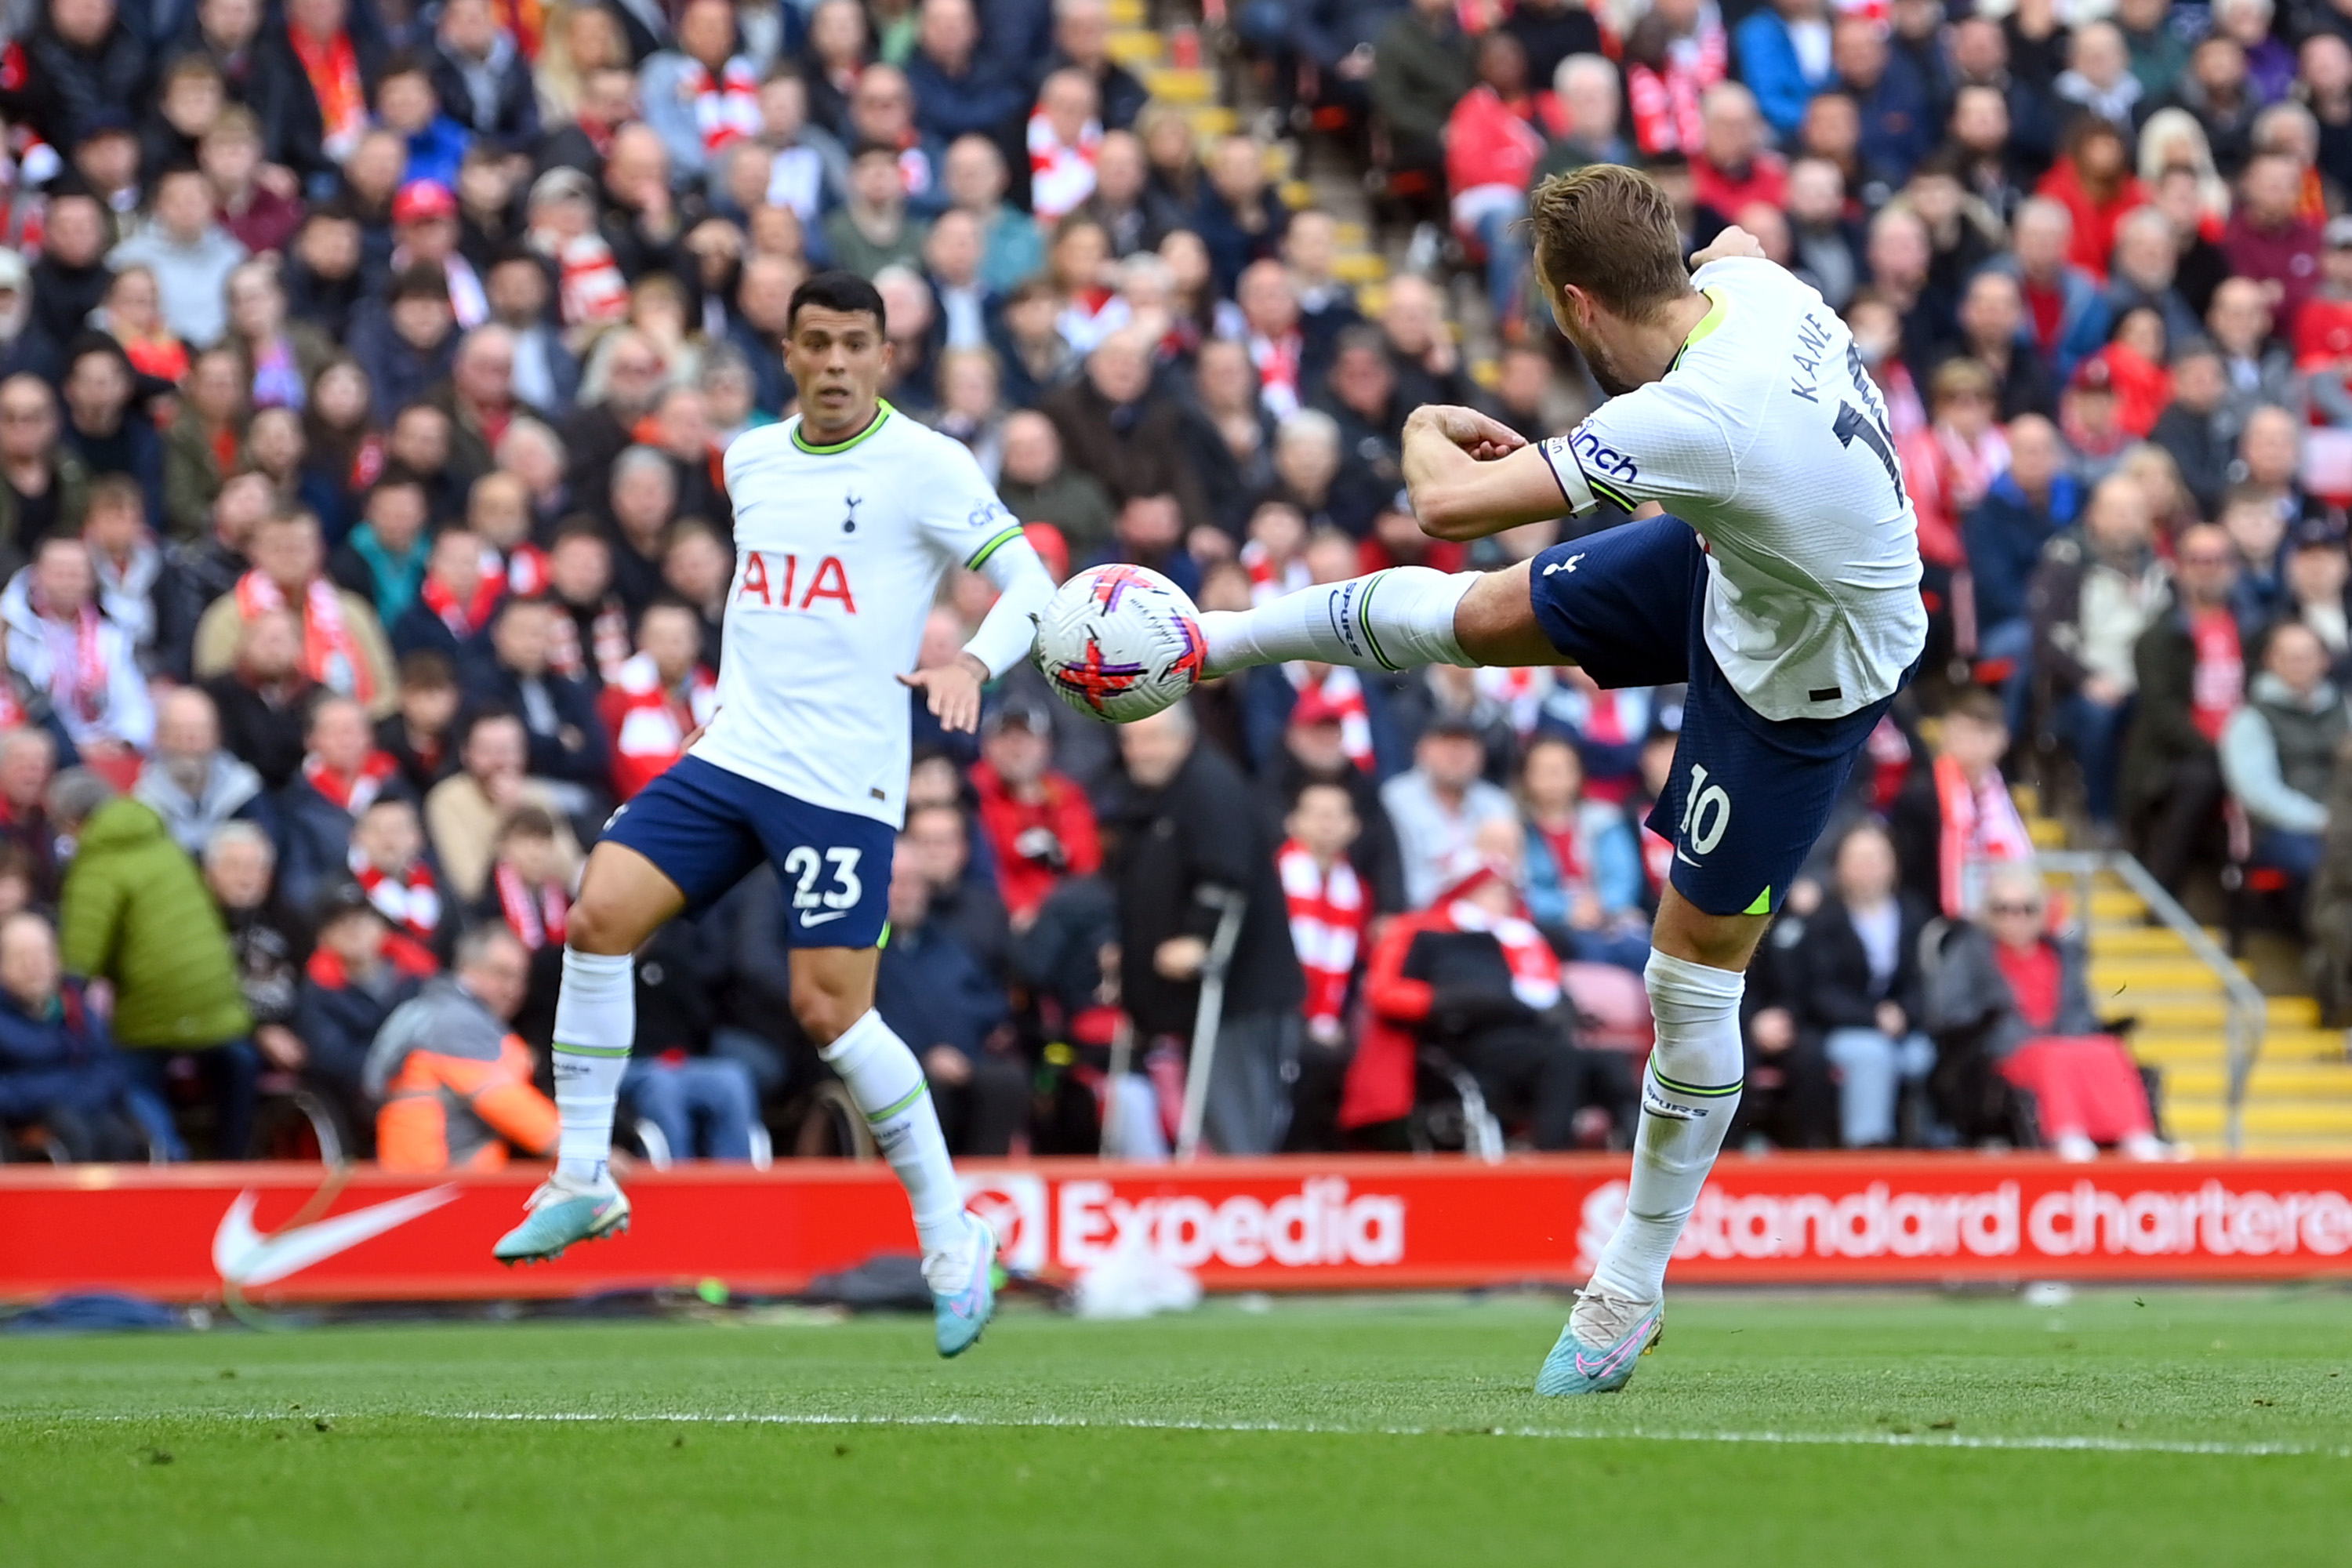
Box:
[492,273,1056,1359]
[1199,165,1926,1394]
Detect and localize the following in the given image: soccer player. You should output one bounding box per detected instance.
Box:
[1198,166,1926,1393]
[491,272,1055,1359]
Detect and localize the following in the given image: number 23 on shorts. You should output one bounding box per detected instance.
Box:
[784,845,865,927]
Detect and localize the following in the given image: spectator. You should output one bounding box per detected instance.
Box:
[0,376,89,560]
[2035,117,2143,285]
[603,446,678,615]
[52,768,256,1160]
[352,265,463,416]
[1966,413,2074,706]
[0,731,61,903]
[423,707,584,902]
[203,821,309,1083]
[134,687,275,857]
[1892,687,2038,920]
[1515,734,1647,971]
[20,0,149,151]
[2107,207,2207,356]
[543,522,634,690]
[203,110,303,260]
[2223,482,2291,637]
[280,695,405,910]
[83,476,160,664]
[463,595,609,797]
[1112,702,1305,1153]
[347,795,444,954]
[597,599,717,800]
[1733,0,1833,142]
[1900,357,2011,575]
[969,699,1100,925]
[393,523,503,661]
[1047,0,1148,132]
[2206,277,2299,435]
[1691,82,1788,228]
[1787,823,1933,1149]
[1443,32,1557,325]
[2122,522,2241,893]
[2150,339,2236,517]
[874,840,1025,1156]
[105,169,250,353]
[365,923,557,1171]
[296,880,436,1142]
[162,347,247,542]
[1922,863,2169,1160]
[202,607,312,789]
[2220,621,2345,890]
[378,649,463,798]
[2224,151,2325,336]
[943,134,1044,296]
[0,908,159,1162]
[615,915,760,1161]
[2284,519,2352,674]
[1952,270,2059,423]
[1192,134,1290,300]
[1348,823,1633,1149]
[2,534,155,768]
[1278,776,1370,1062]
[909,0,1026,150]
[1381,717,1516,909]
[100,267,187,387]
[428,0,539,157]
[1991,198,2111,381]
[59,337,164,531]
[194,507,398,716]
[2029,474,2170,830]
[330,470,434,632]
[2055,20,2143,133]
[26,189,116,375]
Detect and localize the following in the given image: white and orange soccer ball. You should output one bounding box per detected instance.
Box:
[1033,564,1207,723]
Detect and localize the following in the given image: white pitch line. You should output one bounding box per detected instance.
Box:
[36,1409,2351,1459]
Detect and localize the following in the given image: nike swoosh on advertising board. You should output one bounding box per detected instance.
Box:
[212,1185,460,1287]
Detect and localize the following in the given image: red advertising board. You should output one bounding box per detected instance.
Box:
[3,1155,2351,1305]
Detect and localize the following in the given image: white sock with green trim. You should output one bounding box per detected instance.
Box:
[1589,951,1747,1303]
[1200,568,1476,676]
[822,1009,966,1256]
[554,948,636,1184]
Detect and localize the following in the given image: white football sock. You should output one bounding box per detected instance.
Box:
[823,1009,967,1256]
[1200,568,1476,676]
[553,948,635,1184]
[1589,951,1746,1305]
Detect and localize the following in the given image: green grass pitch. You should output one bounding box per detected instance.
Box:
[2,1288,2347,1566]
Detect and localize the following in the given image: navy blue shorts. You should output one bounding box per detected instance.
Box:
[600,756,895,948]
[1528,517,1915,917]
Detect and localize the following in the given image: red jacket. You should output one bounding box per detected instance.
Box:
[969,760,1101,920]
[1693,151,1786,221]
[2032,160,2143,283]
[595,651,718,800]
[1444,86,1562,201]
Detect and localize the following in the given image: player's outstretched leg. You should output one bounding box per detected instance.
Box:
[1200,566,1480,676]
[494,845,682,1265]
[804,964,998,1356]
[1537,908,1748,1396]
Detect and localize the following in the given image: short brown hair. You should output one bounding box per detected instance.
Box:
[1525,165,1691,321]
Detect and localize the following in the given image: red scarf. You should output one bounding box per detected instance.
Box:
[1994,939,2063,1032]
[494,861,568,951]
[235,572,377,706]
[2190,607,2244,742]
[1864,714,1913,812]
[289,25,367,153]
[1248,328,1303,419]
[1534,818,1584,885]
[603,650,719,800]
[688,56,762,156]
[497,543,551,597]
[1933,754,2034,919]
[1279,840,1367,1033]
[1240,539,1308,604]
[31,592,107,723]
[303,749,399,814]
[350,846,441,942]
[420,572,503,638]
[1026,107,1101,221]
[306,931,438,989]
[1441,891,1562,1010]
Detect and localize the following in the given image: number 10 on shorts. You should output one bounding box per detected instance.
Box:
[1679,763,1731,858]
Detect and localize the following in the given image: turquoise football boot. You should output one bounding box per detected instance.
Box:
[1534,1289,1664,1396]
[493,1173,631,1265]
[929,1215,999,1358]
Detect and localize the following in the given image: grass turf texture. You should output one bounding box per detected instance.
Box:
[2,1289,2347,1566]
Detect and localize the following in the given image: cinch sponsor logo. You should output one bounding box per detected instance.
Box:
[1566,424,1639,483]
[1054,1177,1405,1271]
[735,550,857,612]
[1578,1179,2352,1269]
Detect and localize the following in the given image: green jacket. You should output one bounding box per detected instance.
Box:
[58,797,252,1049]
[162,410,227,543]
[1372,11,1475,147]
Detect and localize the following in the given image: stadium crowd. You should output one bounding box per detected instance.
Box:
[0,0,2344,1167]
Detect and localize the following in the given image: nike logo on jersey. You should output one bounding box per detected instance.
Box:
[1542,554,1587,577]
[800,909,851,927]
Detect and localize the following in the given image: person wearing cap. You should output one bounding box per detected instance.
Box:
[350,263,463,414]
[390,179,490,329]
[104,166,250,350]
[2060,350,2132,480]
[969,699,1101,924]
[296,879,438,1147]
[2281,514,2352,677]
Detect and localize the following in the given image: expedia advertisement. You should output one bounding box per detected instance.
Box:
[3,1156,2350,1304]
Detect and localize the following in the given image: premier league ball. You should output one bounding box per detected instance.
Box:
[1033,564,1208,723]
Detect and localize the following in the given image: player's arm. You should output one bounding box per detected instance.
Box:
[898,532,1055,733]
[1402,405,1567,541]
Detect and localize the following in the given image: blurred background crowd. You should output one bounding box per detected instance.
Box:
[0,0,2345,1170]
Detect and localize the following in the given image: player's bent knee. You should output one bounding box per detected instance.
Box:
[1650,891,1769,973]
[563,895,645,956]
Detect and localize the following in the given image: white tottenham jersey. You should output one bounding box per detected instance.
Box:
[1539,256,1927,722]
[694,402,1024,825]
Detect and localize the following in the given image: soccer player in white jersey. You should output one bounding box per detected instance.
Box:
[492,272,1056,1358]
[1196,165,1927,1392]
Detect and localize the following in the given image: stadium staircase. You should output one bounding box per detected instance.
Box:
[1117,5,2351,1156]
[2016,788,2352,1157]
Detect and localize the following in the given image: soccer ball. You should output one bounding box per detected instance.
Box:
[1033,564,1207,722]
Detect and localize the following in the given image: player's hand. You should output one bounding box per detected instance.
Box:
[898,652,989,733]
[1410,404,1526,462]
[1691,225,1767,268]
